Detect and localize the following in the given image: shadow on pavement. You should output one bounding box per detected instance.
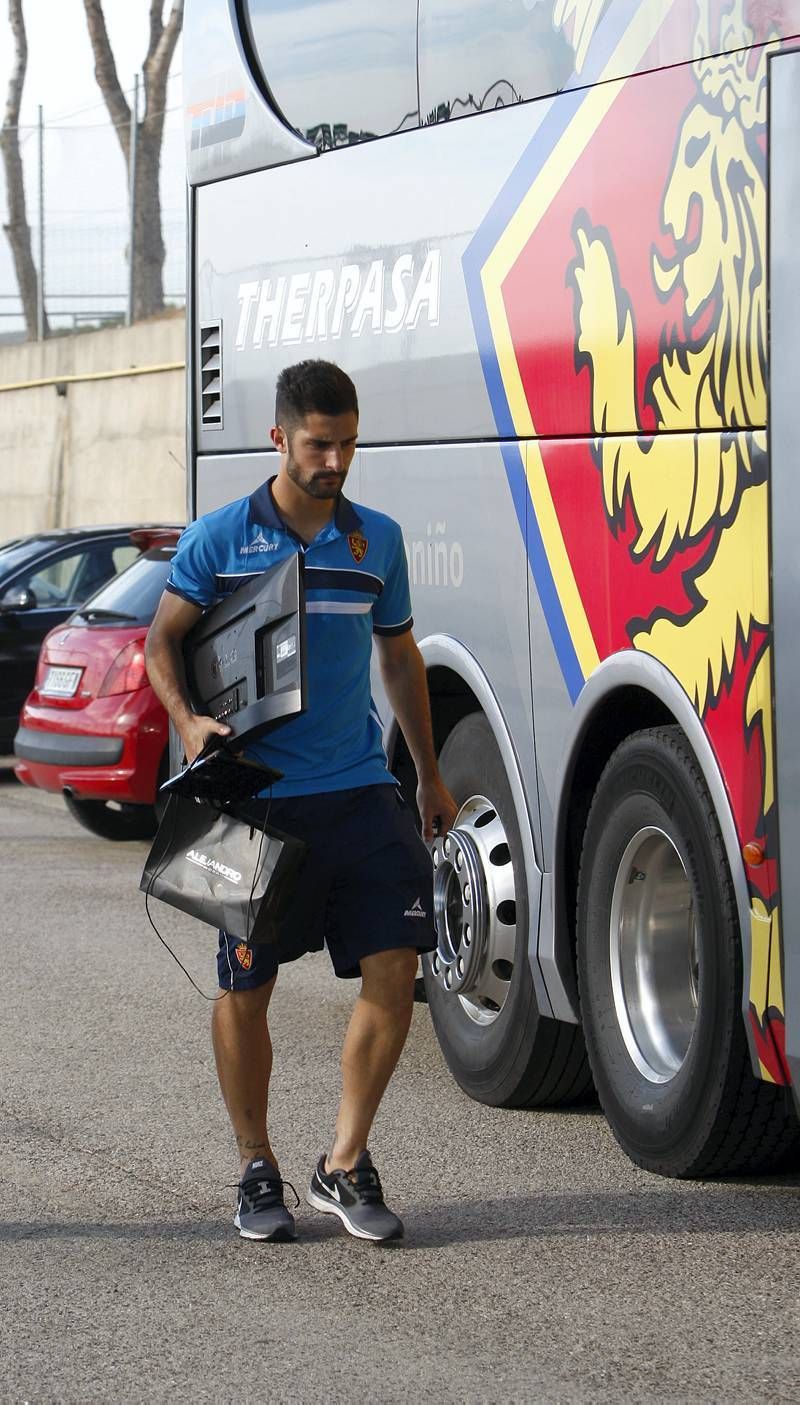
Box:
[3,1183,800,1248]
[404,1184,800,1247]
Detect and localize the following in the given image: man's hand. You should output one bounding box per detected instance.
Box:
[375,631,459,844]
[416,774,459,845]
[145,592,233,764]
[179,715,232,765]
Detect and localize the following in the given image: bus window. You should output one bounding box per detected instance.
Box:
[418,0,575,126]
[419,0,800,123]
[242,0,419,150]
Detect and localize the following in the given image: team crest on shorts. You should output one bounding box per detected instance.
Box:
[235,942,253,970]
[348,532,368,564]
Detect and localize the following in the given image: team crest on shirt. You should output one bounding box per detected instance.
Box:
[348,532,368,564]
[234,943,253,970]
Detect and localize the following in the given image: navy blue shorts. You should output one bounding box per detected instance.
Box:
[217,783,436,990]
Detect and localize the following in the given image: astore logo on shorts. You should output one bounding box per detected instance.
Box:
[404,897,427,918]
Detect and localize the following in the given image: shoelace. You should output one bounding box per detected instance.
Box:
[234,1175,300,1210]
[335,1164,384,1206]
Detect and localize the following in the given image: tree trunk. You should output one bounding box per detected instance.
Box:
[83,0,182,323]
[1,0,47,339]
[132,129,166,320]
[0,126,41,336]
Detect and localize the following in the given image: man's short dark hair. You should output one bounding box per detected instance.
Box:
[275,360,359,432]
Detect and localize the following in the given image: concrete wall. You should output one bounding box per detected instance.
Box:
[0,312,187,537]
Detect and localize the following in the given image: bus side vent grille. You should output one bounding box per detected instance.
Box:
[199,321,223,429]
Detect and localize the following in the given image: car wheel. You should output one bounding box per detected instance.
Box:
[63,792,158,841]
[576,725,800,1176]
[423,711,593,1107]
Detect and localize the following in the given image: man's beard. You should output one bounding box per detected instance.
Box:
[286,452,347,500]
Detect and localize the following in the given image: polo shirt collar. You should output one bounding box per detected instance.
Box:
[248,477,283,530]
[249,476,362,535]
[335,493,363,534]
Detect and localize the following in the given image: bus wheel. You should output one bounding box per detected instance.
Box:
[577,725,800,1176]
[423,712,592,1108]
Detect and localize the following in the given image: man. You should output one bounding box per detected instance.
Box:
[146,359,457,1244]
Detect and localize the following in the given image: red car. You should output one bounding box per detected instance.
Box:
[14,530,180,839]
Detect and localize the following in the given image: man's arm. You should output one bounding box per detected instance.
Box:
[145,591,231,764]
[375,630,458,842]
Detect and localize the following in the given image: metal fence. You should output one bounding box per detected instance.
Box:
[0,86,185,339]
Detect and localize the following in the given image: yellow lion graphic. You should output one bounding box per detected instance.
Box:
[569,0,782,1051]
[571,0,772,732]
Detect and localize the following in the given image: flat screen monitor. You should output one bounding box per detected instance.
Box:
[183,554,306,747]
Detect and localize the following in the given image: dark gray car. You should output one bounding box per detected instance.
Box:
[0,525,179,752]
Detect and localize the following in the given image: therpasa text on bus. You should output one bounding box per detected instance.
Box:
[184,0,800,1178]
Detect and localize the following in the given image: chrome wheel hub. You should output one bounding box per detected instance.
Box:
[429,795,517,1025]
[609,826,699,1084]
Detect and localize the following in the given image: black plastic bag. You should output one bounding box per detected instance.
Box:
[140,795,307,944]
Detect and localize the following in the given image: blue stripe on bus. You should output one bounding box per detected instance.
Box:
[499,442,583,705]
[462,3,631,705]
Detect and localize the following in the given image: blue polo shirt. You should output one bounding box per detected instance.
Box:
[165,477,413,797]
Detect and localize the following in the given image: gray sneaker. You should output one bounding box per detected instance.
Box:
[234,1157,297,1241]
[306,1151,403,1242]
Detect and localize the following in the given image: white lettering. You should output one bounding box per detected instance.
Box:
[305,269,336,340]
[235,281,259,349]
[234,249,443,350]
[434,539,447,586]
[282,273,310,344]
[352,259,384,336]
[450,541,464,589]
[241,538,278,555]
[385,253,414,333]
[331,264,361,338]
[406,521,464,590]
[406,250,441,330]
[411,539,425,582]
[253,276,286,349]
[276,634,297,663]
[186,849,243,884]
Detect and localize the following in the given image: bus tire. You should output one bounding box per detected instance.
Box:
[423,711,593,1108]
[576,725,800,1177]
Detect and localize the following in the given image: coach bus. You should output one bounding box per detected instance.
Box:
[183,0,800,1177]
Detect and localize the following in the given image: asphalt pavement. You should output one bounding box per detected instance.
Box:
[2,769,800,1403]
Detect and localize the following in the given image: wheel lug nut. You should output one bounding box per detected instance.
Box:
[463,883,471,903]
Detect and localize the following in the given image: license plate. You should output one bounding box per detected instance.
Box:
[41,665,82,697]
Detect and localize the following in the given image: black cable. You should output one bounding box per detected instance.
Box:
[245,787,273,944]
[143,745,237,1003]
[144,744,281,999]
[144,790,232,1003]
